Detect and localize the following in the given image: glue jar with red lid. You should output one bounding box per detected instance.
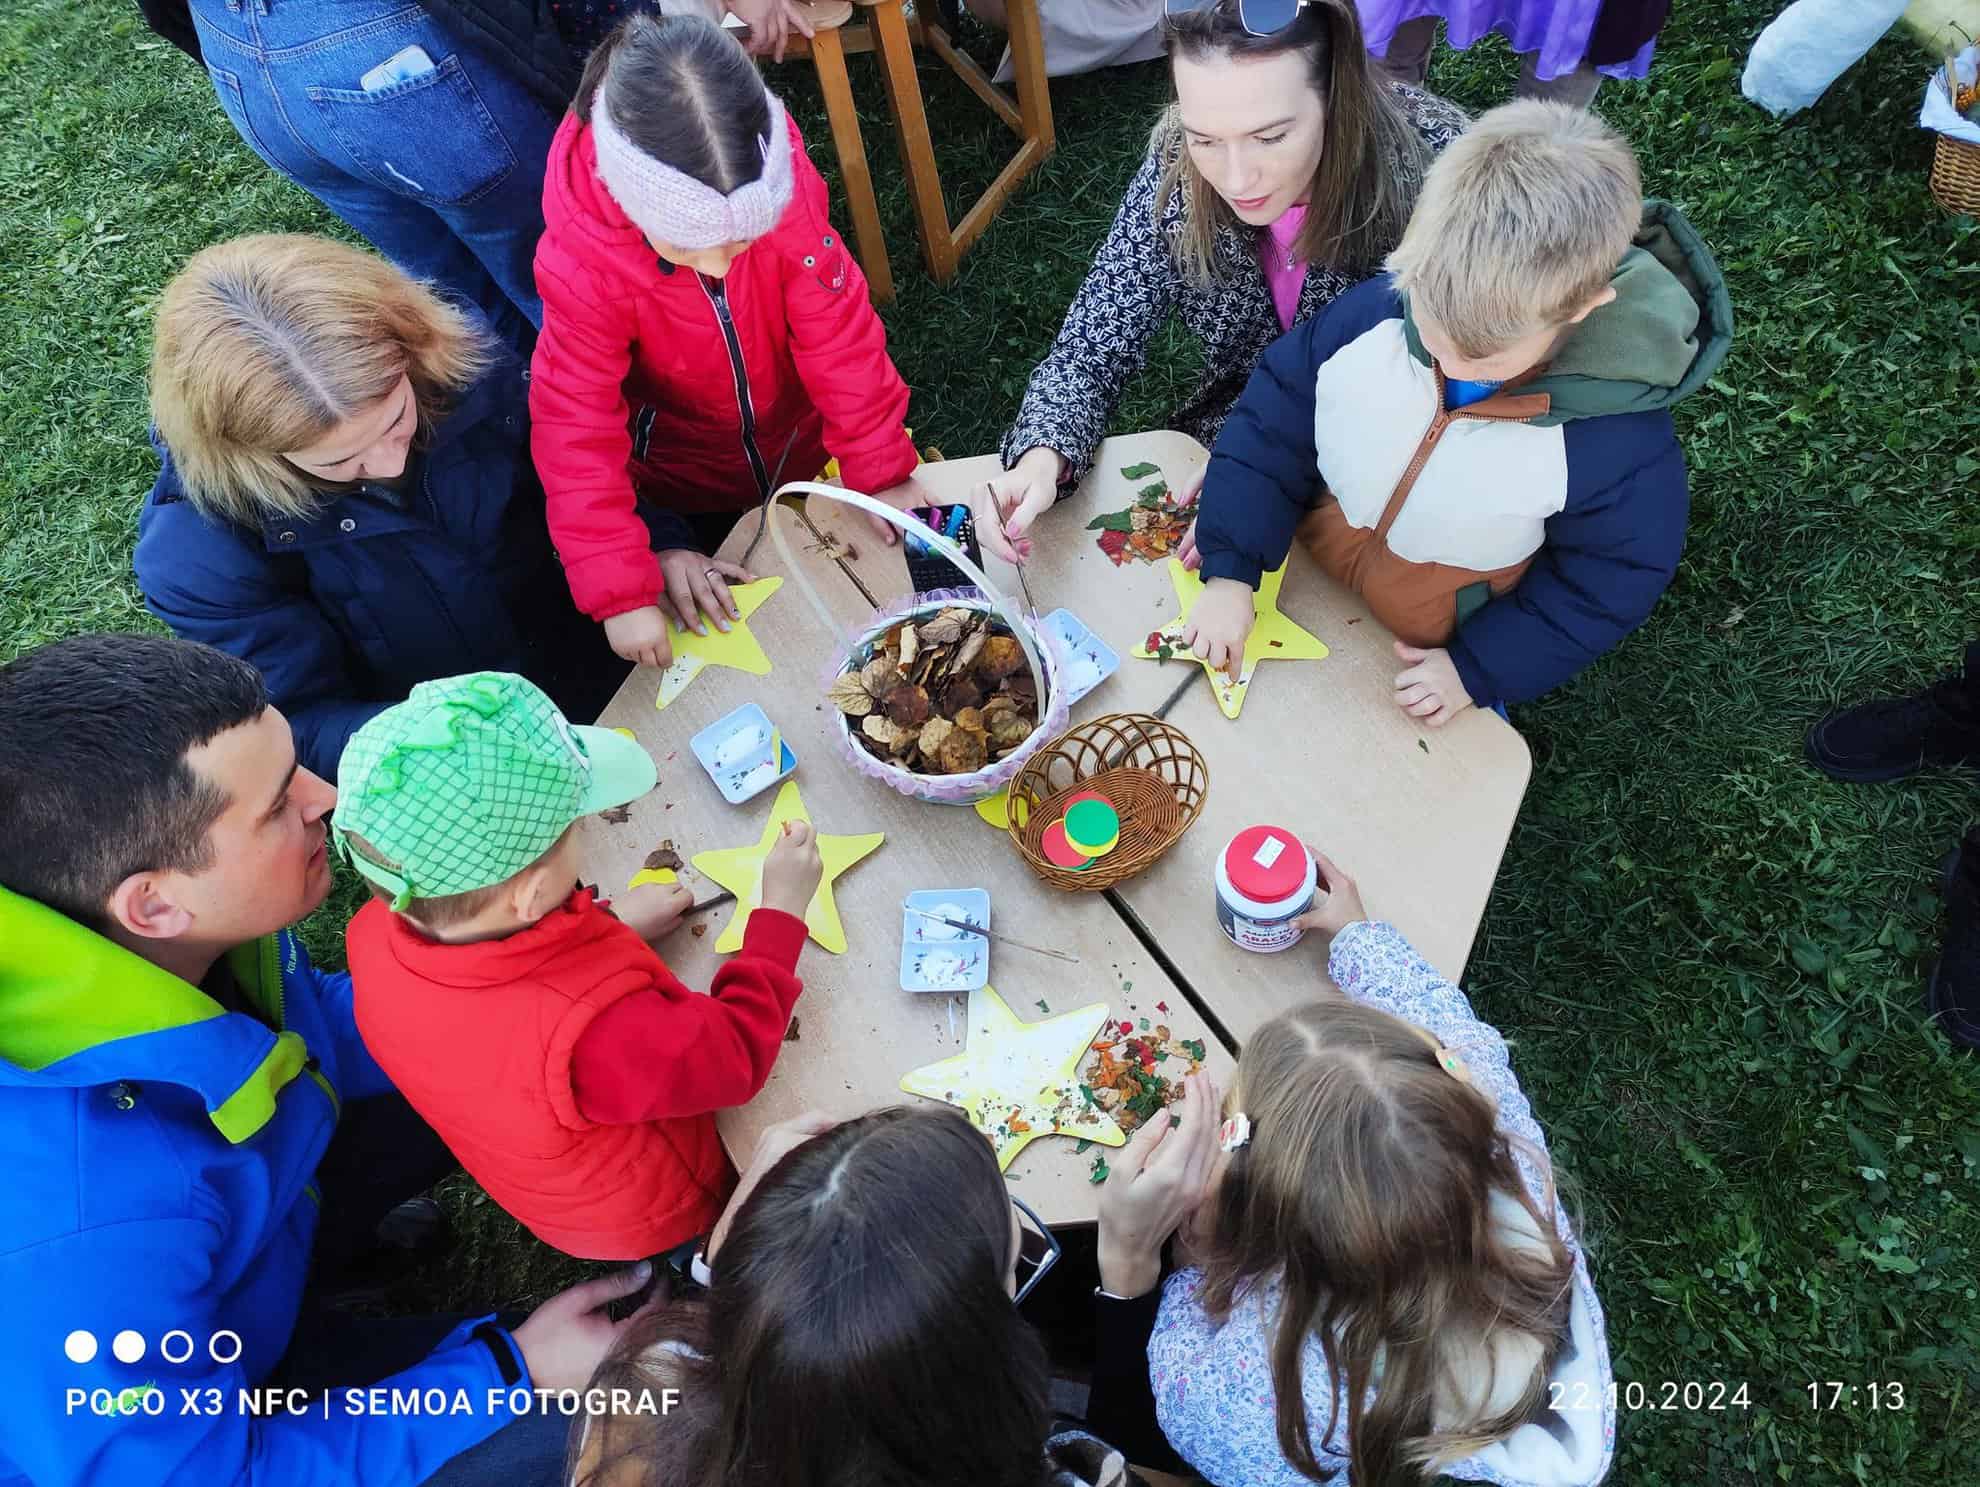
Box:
[1214,825,1317,954]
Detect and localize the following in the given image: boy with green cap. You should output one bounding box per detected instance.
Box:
[334,671,822,1262]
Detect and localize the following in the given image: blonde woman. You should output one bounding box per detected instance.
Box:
[135,235,621,778]
[982,0,1466,563]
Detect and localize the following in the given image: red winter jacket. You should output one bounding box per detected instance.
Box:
[531,108,919,622]
[349,889,807,1261]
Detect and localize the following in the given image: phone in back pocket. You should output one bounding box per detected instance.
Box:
[360,44,436,93]
[903,505,982,595]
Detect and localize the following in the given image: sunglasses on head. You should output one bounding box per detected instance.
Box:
[1163,0,1314,38]
[1011,1193,1061,1307]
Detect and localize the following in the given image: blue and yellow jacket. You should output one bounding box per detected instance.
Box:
[0,887,522,1487]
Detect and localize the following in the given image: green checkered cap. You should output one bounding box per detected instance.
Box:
[331,672,655,910]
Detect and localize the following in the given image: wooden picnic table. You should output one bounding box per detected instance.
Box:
[574,430,1529,1222]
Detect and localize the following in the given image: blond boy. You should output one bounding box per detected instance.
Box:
[1183,101,1732,724]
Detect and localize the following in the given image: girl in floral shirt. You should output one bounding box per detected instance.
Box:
[1149,850,1615,1486]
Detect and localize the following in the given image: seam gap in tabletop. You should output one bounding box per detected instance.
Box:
[794,497,880,610]
[1102,887,1240,1056]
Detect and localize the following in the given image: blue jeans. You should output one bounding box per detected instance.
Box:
[189,0,554,337]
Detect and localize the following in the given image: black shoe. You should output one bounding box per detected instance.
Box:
[320,1198,451,1306]
[1805,662,1980,783]
[1924,828,1980,1053]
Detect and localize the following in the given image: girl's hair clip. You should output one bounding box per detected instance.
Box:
[1434,1045,1471,1085]
[1218,1113,1251,1153]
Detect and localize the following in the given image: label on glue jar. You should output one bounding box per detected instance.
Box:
[1214,825,1317,954]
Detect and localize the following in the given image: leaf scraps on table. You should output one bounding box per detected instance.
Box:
[598,804,633,825]
[644,842,683,873]
[1081,1027,1205,1135]
[1087,463,1194,567]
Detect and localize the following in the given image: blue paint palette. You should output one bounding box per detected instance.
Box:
[900,888,991,993]
[1042,609,1120,705]
[690,703,796,805]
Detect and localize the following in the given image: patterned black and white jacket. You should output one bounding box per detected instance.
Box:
[999,86,1468,485]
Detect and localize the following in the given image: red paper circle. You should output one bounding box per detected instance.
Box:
[1042,819,1094,869]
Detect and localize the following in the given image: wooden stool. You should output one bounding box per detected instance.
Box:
[763,0,1056,300]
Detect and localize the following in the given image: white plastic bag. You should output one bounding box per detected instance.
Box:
[1920,45,1980,145]
[1741,0,1909,117]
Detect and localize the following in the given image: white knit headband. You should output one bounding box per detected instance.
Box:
[592,83,794,250]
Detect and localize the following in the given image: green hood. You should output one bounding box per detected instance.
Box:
[0,885,310,1143]
[1404,199,1734,425]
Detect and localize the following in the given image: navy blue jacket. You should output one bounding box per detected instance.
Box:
[136,354,623,777]
[1197,204,1731,708]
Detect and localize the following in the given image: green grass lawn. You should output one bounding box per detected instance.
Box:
[3,1,1978,1481]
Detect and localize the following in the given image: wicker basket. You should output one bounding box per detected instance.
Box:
[1008,714,1208,891]
[1931,132,1980,217]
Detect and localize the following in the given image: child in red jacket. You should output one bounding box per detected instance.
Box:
[333,671,823,1262]
[533,13,923,673]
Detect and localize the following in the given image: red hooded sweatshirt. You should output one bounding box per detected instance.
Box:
[349,889,807,1261]
[531,107,919,622]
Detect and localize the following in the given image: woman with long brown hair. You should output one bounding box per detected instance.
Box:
[981,0,1466,564]
[135,234,621,778]
[571,1091,1222,1487]
[1150,850,1615,1486]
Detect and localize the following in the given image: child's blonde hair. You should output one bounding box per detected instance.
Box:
[1386,100,1641,360]
[149,233,490,525]
[1193,1000,1576,1486]
[342,824,573,932]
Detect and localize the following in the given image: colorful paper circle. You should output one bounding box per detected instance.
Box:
[1063,799,1121,855]
[1063,789,1112,813]
[1041,819,1094,870]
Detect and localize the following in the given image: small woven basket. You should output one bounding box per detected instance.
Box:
[1008,713,1208,892]
[1931,132,1980,217]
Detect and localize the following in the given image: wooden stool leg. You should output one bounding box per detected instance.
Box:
[1002,0,1055,154]
[810,27,894,304]
[869,0,959,283]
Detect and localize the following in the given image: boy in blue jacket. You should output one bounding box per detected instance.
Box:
[0,634,648,1487]
[1183,101,1732,725]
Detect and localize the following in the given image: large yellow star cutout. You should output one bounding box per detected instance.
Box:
[654,577,783,711]
[690,780,883,954]
[1133,560,1327,719]
[900,985,1126,1170]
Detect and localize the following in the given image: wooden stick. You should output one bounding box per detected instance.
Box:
[903,905,1080,963]
[689,890,737,915]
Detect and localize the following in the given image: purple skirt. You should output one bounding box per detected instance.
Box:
[1355,0,1658,81]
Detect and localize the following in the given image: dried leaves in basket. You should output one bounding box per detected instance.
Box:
[833,607,1040,774]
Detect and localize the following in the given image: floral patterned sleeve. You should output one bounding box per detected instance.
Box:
[999,147,1180,487]
[1327,920,1555,1210]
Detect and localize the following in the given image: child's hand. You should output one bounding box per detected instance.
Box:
[617,880,694,942]
[1174,468,1206,571]
[1181,578,1255,680]
[658,549,756,637]
[604,605,674,670]
[760,820,823,918]
[725,0,813,62]
[1392,642,1475,728]
[979,446,1065,565]
[864,475,935,548]
[1293,846,1367,937]
[1096,1071,1222,1299]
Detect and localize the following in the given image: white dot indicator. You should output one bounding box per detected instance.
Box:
[63,1330,98,1364]
[112,1330,146,1364]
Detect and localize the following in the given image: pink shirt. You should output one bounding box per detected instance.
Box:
[1260,204,1309,331]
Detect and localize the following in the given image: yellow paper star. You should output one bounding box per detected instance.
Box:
[1132,560,1328,719]
[690,780,883,954]
[653,577,783,710]
[900,985,1126,1170]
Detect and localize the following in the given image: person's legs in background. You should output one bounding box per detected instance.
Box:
[1515,48,1602,107]
[1807,641,1980,1051]
[1369,14,1437,89]
[186,0,555,341]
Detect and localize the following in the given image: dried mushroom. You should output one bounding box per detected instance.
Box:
[834,607,1044,775]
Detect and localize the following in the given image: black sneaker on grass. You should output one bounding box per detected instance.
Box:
[1805,644,1980,783]
[1925,827,1980,1054]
